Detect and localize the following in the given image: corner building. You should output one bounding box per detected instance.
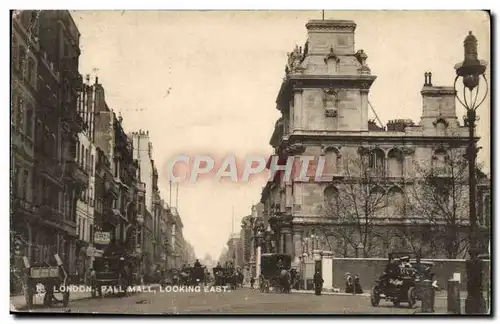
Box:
[261,19,489,264]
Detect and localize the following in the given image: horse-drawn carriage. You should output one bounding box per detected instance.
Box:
[259,253,292,293]
[370,252,438,308]
[22,254,70,310]
[91,254,134,298]
[213,262,240,289]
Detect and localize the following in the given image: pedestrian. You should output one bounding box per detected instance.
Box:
[314,270,324,296]
[250,277,255,289]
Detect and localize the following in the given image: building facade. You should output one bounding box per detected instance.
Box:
[11,11,87,279]
[11,11,193,290]
[75,75,99,278]
[254,19,490,263]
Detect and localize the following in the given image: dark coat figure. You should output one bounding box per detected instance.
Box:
[250,277,255,289]
[354,275,363,294]
[314,270,324,295]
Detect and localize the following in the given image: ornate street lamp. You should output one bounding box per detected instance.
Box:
[453,31,488,314]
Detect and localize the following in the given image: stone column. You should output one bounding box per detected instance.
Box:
[360,89,369,131]
[312,250,322,262]
[284,230,293,256]
[293,89,303,130]
[279,233,285,253]
[256,244,262,284]
[321,251,334,292]
[293,229,302,265]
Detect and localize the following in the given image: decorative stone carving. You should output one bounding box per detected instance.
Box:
[285,143,306,155]
[321,145,342,156]
[324,47,339,64]
[287,45,305,75]
[355,49,371,75]
[323,88,339,117]
[401,146,416,155]
[433,118,449,128]
[357,145,371,156]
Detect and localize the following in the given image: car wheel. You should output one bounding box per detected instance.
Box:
[371,287,380,307]
[407,286,416,308]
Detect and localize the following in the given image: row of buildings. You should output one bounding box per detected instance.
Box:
[10,10,191,284]
[221,19,491,277]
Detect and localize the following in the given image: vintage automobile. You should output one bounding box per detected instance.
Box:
[370,252,419,308]
[259,253,292,294]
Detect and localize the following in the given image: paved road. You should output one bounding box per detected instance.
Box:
[12,286,456,315]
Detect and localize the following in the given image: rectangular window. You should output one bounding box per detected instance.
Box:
[76,141,80,163]
[90,155,94,176]
[15,96,23,129]
[27,58,35,86]
[80,145,84,168]
[12,166,20,197]
[25,104,33,139]
[85,148,88,172]
[89,225,94,244]
[22,170,29,200]
[82,219,86,241]
[12,37,18,70]
[18,46,26,72]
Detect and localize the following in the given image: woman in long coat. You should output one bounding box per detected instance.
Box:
[314,270,324,296]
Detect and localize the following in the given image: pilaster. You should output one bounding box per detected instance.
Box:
[321,250,334,292]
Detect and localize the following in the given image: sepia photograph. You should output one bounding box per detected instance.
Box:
[9,8,492,316]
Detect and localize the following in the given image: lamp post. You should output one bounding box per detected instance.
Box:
[453,31,488,314]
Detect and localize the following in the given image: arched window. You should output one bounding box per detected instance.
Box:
[370,185,386,218]
[387,186,405,218]
[324,185,339,216]
[324,148,340,176]
[432,148,448,173]
[387,148,404,178]
[434,118,448,136]
[369,148,385,176]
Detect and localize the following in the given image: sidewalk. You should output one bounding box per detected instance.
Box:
[10,283,161,312]
[290,288,468,300]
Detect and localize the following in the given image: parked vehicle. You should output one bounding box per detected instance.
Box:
[259,253,292,294]
[91,255,133,298]
[370,252,419,308]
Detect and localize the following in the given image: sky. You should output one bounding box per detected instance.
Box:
[71,10,491,260]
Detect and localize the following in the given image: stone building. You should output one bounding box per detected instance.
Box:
[239,215,253,273]
[75,75,99,278]
[256,19,489,263]
[11,11,87,277]
[170,207,186,268]
[11,10,40,264]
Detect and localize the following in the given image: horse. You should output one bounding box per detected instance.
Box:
[279,269,291,293]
